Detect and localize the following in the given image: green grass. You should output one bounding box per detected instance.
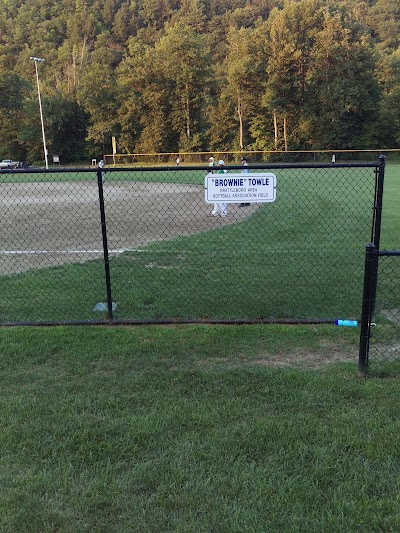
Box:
[380,163,400,248]
[0,163,399,323]
[0,168,207,184]
[0,324,399,532]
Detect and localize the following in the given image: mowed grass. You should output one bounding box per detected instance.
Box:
[0,163,398,323]
[0,166,207,184]
[1,324,400,532]
[380,163,400,248]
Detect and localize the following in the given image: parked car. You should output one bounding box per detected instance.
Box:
[0,159,17,169]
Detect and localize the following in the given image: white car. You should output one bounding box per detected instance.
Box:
[0,159,17,169]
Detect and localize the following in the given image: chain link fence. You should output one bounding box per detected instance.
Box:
[0,163,378,325]
[368,252,400,365]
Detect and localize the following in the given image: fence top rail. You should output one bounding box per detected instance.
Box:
[105,148,400,157]
[378,250,400,256]
[0,162,381,174]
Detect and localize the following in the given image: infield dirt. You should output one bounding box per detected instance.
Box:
[0,180,260,274]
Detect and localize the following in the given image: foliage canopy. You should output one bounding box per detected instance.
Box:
[0,0,399,162]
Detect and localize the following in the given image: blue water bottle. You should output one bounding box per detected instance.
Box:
[335,319,358,327]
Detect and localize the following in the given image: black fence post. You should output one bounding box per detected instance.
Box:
[372,155,386,250]
[97,164,114,322]
[369,155,386,321]
[359,243,377,373]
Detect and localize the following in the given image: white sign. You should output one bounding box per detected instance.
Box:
[205,173,276,204]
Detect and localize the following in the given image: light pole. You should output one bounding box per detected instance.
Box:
[30,56,48,169]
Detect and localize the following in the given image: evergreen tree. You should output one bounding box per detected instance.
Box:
[306,11,381,149]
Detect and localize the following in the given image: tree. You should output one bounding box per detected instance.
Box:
[207,95,238,151]
[263,0,325,150]
[0,74,30,160]
[44,95,88,162]
[117,38,174,153]
[377,48,400,146]
[169,0,207,33]
[306,11,381,149]
[156,22,211,150]
[139,0,173,29]
[118,21,211,153]
[221,26,267,151]
[113,3,139,42]
[76,33,122,152]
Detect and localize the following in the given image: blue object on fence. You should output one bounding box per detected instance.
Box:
[335,319,358,327]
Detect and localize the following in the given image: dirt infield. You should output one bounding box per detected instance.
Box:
[0,180,260,275]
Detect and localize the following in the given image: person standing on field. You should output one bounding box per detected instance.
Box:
[209,160,228,217]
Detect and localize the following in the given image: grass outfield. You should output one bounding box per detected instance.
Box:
[380,163,400,248]
[0,163,398,323]
[0,324,399,532]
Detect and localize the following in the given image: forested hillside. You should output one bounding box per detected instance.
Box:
[0,0,399,163]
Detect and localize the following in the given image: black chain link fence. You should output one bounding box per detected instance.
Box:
[368,252,400,364]
[0,163,378,325]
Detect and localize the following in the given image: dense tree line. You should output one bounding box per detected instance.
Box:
[0,0,399,163]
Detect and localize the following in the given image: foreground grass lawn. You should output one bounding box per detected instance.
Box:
[0,325,399,532]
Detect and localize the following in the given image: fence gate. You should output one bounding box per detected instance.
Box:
[0,161,380,326]
[359,156,400,370]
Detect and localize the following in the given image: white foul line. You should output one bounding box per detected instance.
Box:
[0,249,127,255]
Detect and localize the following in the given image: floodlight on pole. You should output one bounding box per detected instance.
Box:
[30,56,48,169]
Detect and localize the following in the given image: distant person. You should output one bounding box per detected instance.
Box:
[209,160,228,217]
[208,156,216,168]
[331,154,336,163]
[98,159,105,183]
[239,157,250,207]
[176,156,180,166]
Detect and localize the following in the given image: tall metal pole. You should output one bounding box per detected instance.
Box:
[30,57,48,169]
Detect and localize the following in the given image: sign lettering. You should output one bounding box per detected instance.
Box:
[204,173,276,204]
